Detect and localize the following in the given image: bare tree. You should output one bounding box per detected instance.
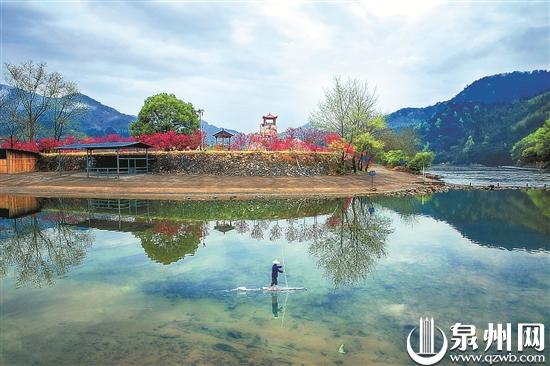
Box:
[0,87,22,147]
[309,76,378,145]
[49,80,85,141]
[4,61,64,141]
[3,60,87,142]
[309,76,379,170]
[309,76,351,141]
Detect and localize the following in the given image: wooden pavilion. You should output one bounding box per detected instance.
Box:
[56,141,153,178]
[0,148,39,174]
[213,129,234,150]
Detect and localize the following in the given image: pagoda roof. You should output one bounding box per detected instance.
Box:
[262,113,278,119]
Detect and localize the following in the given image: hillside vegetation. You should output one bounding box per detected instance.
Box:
[387,70,550,166]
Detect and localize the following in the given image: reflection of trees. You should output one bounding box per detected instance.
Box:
[309,197,392,287]
[250,221,264,240]
[269,222,282,241]
[235,220,249,234]
[138,220,205,265]
[0,211,94,288]
[285,219,298,242]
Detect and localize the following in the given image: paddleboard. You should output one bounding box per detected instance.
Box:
[230,286,307,292]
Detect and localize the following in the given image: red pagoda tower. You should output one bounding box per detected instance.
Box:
[260,113,278,138]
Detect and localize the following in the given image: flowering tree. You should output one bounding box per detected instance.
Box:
[230,133,249,150]
[139,130,202,151]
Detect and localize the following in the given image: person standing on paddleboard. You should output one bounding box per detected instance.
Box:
[271,260,283,287]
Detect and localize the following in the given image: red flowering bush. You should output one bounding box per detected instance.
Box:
[2,128,334,153]
[1,131,204,153]
[1,140,40,152]
[326,133,355,157]
[139,130,202,151]
[227,129,330,152]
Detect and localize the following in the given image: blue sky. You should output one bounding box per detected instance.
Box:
[2,0,548,132]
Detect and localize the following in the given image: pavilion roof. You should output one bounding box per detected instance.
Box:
[213,129,234,138]
[214,223,235,233]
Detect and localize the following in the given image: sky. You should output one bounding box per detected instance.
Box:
[2,0,549,132]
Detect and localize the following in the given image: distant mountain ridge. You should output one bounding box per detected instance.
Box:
[76,93,136,136]
[201,121,239,144]
[0,84,240,141]
[386,70,550,165]
[387,70,550,130]
[0,83,135,137]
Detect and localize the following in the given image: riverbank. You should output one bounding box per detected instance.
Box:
[0,164,446,200]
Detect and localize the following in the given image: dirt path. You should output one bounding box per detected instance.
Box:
[0,165,444,200]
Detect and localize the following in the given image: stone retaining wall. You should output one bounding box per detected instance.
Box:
[39,151,340,176]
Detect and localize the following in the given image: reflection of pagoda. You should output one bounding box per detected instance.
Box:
[214,220,234,234]
[260,113,278,138]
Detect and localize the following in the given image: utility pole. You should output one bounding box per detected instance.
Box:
[198,108,205,150]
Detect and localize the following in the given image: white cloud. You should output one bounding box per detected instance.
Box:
[2,1,548,133]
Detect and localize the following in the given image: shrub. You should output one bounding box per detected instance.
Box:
[383,150,409,167]
[407,151,435,172]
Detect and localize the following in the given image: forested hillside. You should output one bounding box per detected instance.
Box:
[387,70,550,165]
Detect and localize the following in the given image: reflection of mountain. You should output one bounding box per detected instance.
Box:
[375,190,550,252]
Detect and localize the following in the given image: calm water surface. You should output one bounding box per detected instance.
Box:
[0,191,549,365]
[428,165,550,187]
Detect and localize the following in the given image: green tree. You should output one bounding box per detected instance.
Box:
[379,127,422,157]
[130,93,199,136]
[407,151,435,172]
[138,221,203,265]
[463,135,475,152]
[382,150,408,167]
[511,119,550,167]
[353,132,384,170]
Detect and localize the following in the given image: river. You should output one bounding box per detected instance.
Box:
[427,165,550,187]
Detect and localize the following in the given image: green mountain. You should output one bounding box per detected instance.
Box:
[387,70,550,165]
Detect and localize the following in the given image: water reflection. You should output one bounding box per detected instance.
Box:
[2,190,547,290]
[0,199,94,287]
[271,294,282,318]
[309,197,392,287]
[374,189,550,252]
[139,220,206,264]
[1,195,394,289]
